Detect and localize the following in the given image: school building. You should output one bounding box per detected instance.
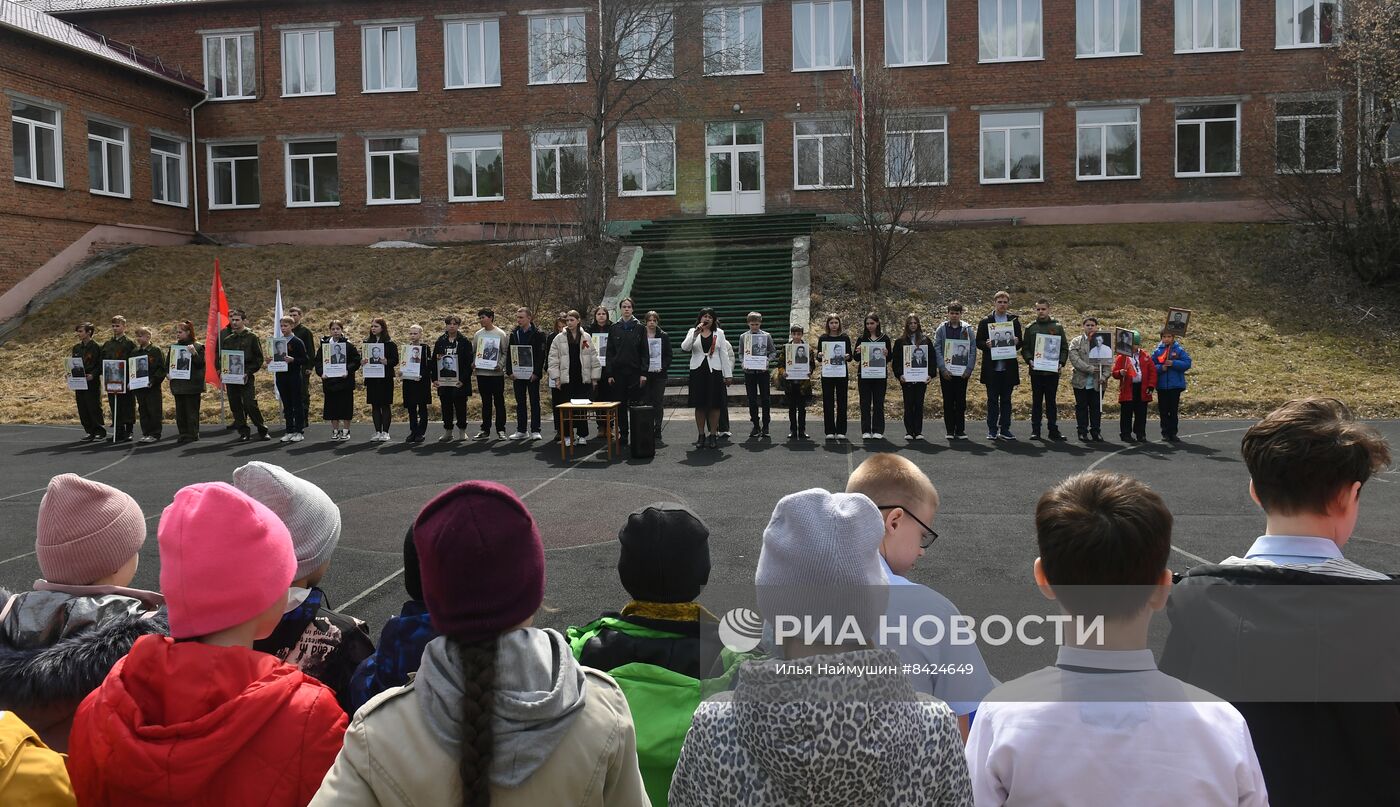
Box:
[0,0,1360,307]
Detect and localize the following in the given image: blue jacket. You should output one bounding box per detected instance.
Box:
[1151,342,1192,390]
[346,600,437,714]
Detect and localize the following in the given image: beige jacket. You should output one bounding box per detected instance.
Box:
[309,668,650,807]
[547,330,602,387]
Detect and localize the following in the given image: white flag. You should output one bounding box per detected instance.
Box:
[273,279,284,401]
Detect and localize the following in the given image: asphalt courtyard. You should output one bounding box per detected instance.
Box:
[2,415,1398,680]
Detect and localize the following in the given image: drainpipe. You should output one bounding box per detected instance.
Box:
[188,94,209,235]
[857,0,868,221]
[597,0,607,236]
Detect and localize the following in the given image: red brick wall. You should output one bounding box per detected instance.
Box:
[60,0,1335,232]
[1,29,197,294]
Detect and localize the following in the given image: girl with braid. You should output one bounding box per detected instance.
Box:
[310,481,650,807]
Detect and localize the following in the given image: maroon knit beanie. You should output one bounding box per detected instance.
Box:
[412,481,545,641]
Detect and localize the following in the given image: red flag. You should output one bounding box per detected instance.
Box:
[206,260,229,388]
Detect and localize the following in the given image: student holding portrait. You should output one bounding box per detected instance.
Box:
[100,316,138,443]
[71,322,106,441]
[314,320,361,442]
[975,292,1023,441]
[643,311,672,441]
[364,318,399,443]
[548,310,601,448]
[892,313,933,441]
[133,326,167,443]
[1111,331,1156,443]
[397,325,434,444]
[473,309,510,441]
[855,313,892,440]
[934,301,976,440]
[507,307,547,442]
[1151,328,1192,443]
[274,316,310,442]
[289,307,315,430]
[432,316,473,442]
[818,314,852,441]
[220,309,269,442]
[1067,316,1106,442]
[1020,299,1068,440]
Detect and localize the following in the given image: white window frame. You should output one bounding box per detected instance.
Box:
[1076,0,1140,58]
[1174,102,1240,178]
[362,24,418,93]
[206,143,260,210]
[793,119,854,190]
[617,9,675,80]
[1275,99,1341,174]
[1174,0,1241,53]
[365,136,421,205]
[617,125,676,196]
[10,101,63,188]
[203,32,256,100]
[443,18,502,89]
[791,0,854,72]
[531,128,588,199]
[87,120,130,199]
[979,0,1043,62]
[447,132,505,202]
[885,0,948,67]
[281,29,336,97]
[979,110,1045,184]
[885,114,949,186]
[150,135,187,207]
[528,13,587,85]
[703,4,764,75]
[1275,0,1340,49]
[285,139,340,207]
[1075,107,1140,181]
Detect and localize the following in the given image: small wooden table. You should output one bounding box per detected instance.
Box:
[556,401,621,461]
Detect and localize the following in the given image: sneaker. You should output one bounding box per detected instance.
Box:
[258,430,272,441]
[826,434,836,440]
[946,432,956,441]
[439,431,455,443]
[280,434,293,443]
[789,429,798,439]
[999,431,1017,441]
[1091,431,1103,441]
[237,433,252,443]
[752,426,764,438]
[575,434,588,445]
[761,425,770,436]
[873,433,884,440]
[694,436,707,448]
[799,430,810,440]
[473,431,490,440]
[497,430,509,440]
[563,436,573,447]
[290,433,304,443]
[1078,431,1090,442]
[1166,435,1181,443]
[720,431,732,438]
[955,432,967,439]
[1049,429,1065,441]
[707,434,719,449]
[80,434,97,443]
[137,436,154,443]
[509,431,527,440]
[988,432,999,441]
[861,432,872,439]
[456,428,467,441]
[530,431,542,441]
[1031,432,1042,440]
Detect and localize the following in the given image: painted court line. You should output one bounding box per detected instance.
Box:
[0,444,136,503]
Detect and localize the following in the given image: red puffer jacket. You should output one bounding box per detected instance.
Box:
[1111,350,1158,403]
[68,634,347,806]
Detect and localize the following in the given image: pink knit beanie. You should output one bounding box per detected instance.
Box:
[158,482,296,639]
[36,474,146,585]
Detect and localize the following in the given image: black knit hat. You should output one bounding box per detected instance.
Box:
[617,503,711,604]
[403,524,423,602]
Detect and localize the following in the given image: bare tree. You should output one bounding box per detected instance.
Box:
[1262,0,1399,283]
[821,70,955,292]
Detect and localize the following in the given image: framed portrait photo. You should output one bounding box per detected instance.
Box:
[1164,307,1191,337]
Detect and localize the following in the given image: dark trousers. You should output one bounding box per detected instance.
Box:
[745,371,771,427]
[300,372,311,427]
[1073,386,1104,436]
[1157,388,1183,438]
[785,383,807,433]
[610,377,641,440]
[940,375,969,436]
[1121,384,1147,440]
[551,386,568,438]
[514,378,541,432]
[277,376,305,433]
[135,387,162,438]
[371,403,392,432]
[439,387,467,431]
[76,389,105,436]
[174,393,200,440]
[107,393,135,439]
[562,381,590,437]
[858,379,886,434]
[645,372,666,436]
[984,371,1015,435]
[227,381,265,436]
[901,382,926,437]
[822,378,848,435]
[479,376,506,432]
[1029,373,1061,434]
[406,400,429,438]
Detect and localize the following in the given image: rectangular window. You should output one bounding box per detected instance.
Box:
[1275,100,1340,173]
[1175,103,1239,176]
[529,14,586,84]
[366,137,420,203]
[282,29,335,96]
[980,111,1043,183]
[704,4,763,75]
[979,0,1043,61]
[151,135,187,206]
[1076,0,1139,56]
[886,114,948,186]
[208,143,260,208]
[363,24,417,92]
[448,132,504,201]
[885,0,947,66]
[794,119,853,189]
[618,9,674,79]
[204,33,256,99]
[87,120,129,198]
[286,140,340,206]
[1175,0,1239,51]
[444,19,501,88]
[792,0,853,71]
[618,125,676,195]
[1076,107,1140,180]
[532,129,588,198]
[1276,0,1339,47]
[11,101,62,187]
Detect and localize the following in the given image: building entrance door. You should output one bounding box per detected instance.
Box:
[705,121,764,215]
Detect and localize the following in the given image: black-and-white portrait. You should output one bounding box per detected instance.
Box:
[911,346,928,368]
[1115,328,1135,356]
[1089,332,1114,361]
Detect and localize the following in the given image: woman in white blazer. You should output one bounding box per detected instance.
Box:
[547,310,601,446]
[680,307,734,449]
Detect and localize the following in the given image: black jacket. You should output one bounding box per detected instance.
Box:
[1160,563,1400,807]
[606,318,649,382]
[432,332,474,395]
[362,336,400,404]
[314,338,361,393]
[292,324,315,374]
[508,325,547,381]
[399,342,436,405]
[975,313,1023,386]
[71,340,101,386]
[273,335,309,394]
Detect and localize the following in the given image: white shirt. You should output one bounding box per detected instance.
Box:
[966,646,1268,807]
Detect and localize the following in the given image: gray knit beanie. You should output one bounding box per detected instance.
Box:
[232,461,342,580]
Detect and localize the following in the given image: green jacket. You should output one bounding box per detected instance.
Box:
[100,335,137,363]
[218,327,265,375]
[1020,318,1068,375]
[138,344,166,385]
[71,340,101,381]
[566,617,756,807]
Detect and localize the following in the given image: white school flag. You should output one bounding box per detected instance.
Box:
[272,279,284,400]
